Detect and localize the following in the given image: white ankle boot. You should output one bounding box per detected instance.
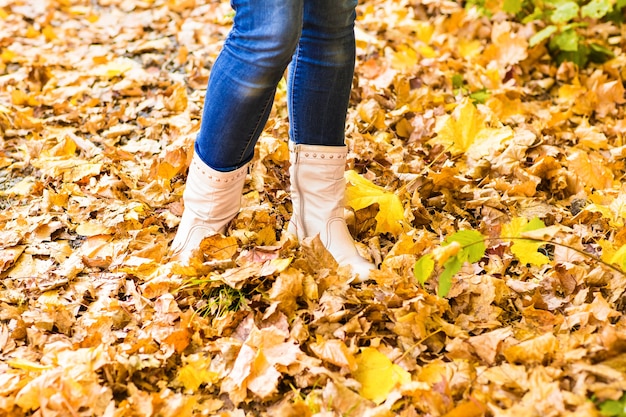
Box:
[170,153,248,263]
[287,143,375,282]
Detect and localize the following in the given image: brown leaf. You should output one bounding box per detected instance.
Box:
[502,333,558,364]
[468,327,513,365]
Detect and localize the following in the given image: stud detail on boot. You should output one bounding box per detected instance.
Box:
[288,143,375,282]
[170,153,248,263]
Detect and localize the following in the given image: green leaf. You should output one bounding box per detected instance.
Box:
[470,88,490,104]
[439,256,462,297]
[618,0,626,9]
[522,7,546,24]
[445,230,486,263]
[550,1,579,23]
[529,25,558,47]
[581,0,612,19]
[556,44,589,66]
[503,0,523,14]
[436,229,487,297]
[452,73,464,89]
[599,398,626,417]
[589,42,615,63]
[551,29,579,52]
[414,255,435,286]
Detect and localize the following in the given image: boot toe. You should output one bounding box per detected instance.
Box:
[347,258,376,283]
[170,224,221,263]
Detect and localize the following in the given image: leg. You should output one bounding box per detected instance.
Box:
[196,0,304,171]
[287,0,357,146]
[287,0,375,281]
[171,0,304,263]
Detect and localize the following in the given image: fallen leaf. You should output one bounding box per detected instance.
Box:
[354,346,411,404]
[345,170,405,235]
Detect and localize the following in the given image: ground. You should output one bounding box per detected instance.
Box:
[2,0,626,416]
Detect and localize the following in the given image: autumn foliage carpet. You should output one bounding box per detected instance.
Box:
[2,0,626,416]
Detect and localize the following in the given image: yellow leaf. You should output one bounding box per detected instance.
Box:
[585,203,618,226]
[501,217,550,266]
[44,136,77,157]
[175,354,218,392]
[431,98,484,155]
[442,399,487,417]
[345,170,405,236]
[93,58,136,78]
[466,126,513,162]
[388,44,417,72]
[395,117,413,138]
[1,49,15,62]
[415,21,434,43]
[8,358,53,372]
[37,291,63,308]
[270,257,292,273]
[575,118,608,150]
[558,84,584,102]
[26,25,39,38]
[76,222,114,237]
[354,347,411,404]
[358,100,386,130]
[11,89,41,106]
[87,13,99,23]
[609,244,626,271]
[489,21,528,67]
[458,39,483,59]
[0,246,25,273]
[417,44,436,59]
[42,25,56,41]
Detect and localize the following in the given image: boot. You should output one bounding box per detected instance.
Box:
[170,152,248,263]
[288,143,375,282]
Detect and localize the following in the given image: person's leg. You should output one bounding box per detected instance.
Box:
[171,0,304,262]
[196,0,304,171]
[287,0,357,146]
[287,0,375,281]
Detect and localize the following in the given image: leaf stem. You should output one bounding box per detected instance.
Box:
[459,236,626,277]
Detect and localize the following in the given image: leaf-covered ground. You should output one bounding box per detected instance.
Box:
[2,0,626,416]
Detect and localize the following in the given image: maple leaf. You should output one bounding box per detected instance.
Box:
[488,21,528,68]
[567,150,614,191]
[221,325,303,404]
[309,335,357,371]
[431,98,485,156]
[466,126,513,163]
[175,354,218,392]
[344,170,405,236]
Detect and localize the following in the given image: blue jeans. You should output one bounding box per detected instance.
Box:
[194,0,358,171]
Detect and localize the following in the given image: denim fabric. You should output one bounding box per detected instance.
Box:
[194,0,358,172]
